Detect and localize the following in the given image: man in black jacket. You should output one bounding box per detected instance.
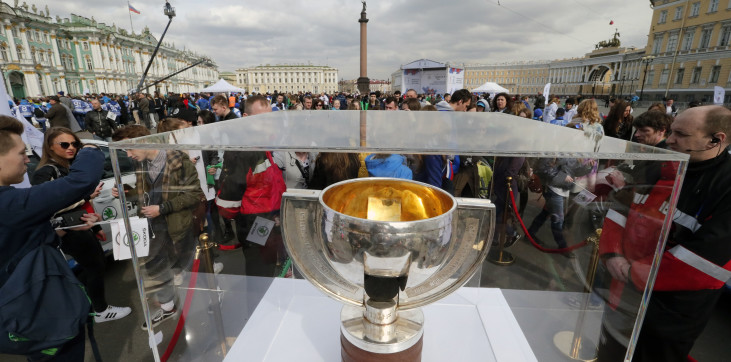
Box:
[630,105,731,362]
[84,98,117,141]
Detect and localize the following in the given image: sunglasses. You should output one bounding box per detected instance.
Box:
[56,141,82,149]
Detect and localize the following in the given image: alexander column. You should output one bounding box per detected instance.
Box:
[357,1,370,95]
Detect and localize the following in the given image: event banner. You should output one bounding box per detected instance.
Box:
[447,68,465,94]
[402,69,448,94]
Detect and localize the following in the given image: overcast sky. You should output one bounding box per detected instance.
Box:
[36,0,655,80]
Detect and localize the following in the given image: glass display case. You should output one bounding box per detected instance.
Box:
[110,110,688,362]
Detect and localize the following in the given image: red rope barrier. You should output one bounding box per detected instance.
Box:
[509,188,588,254]
[161,258,201,362]
[218,243,241,250]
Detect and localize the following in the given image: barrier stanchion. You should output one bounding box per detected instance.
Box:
[489,176,515,265]
[553,230,602,361]
[160,233,228,362]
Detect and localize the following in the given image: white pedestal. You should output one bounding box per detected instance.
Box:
[225,278,537,362]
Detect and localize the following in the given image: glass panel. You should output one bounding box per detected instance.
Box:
[111,111,688,362]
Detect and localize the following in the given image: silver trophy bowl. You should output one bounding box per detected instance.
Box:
[281,178,495,357]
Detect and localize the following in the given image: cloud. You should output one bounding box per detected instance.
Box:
[42,0,653,80]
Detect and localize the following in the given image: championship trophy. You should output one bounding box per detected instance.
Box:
[281,178,495,361]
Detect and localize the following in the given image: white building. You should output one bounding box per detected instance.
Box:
[0,1,218,98]
[235,64,338,94]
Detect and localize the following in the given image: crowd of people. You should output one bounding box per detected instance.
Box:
[1,84,729,362]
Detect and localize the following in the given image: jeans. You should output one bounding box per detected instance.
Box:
[527,188,568,249]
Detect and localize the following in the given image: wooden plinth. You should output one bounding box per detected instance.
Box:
[341,332,423,362]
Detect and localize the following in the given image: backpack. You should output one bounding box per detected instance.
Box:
[0,241,91,356]
[476,159,493,199]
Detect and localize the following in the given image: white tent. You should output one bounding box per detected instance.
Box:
[473,82,509,94]
[201,79,245,93]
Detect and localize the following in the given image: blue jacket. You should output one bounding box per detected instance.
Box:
[365,154,412,180]
[0,148,103,284]
[414,155,444,188]
[196,98,210,110]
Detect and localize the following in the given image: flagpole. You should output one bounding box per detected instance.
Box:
[127,0,135,34]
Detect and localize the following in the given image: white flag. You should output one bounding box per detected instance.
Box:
[542,83,551,105]
[714,86,725,105]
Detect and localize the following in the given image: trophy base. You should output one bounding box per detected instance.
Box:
[340,305,424,361]
[341,330,423,362]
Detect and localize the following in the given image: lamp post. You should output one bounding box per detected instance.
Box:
[619,76,626,100]
[135,1,176,93]
[639,55,655,101]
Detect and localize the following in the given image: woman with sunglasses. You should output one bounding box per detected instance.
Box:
[31,127,132,324]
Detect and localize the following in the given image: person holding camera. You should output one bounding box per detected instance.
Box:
[0,116,104,360]
[30,127,131,324]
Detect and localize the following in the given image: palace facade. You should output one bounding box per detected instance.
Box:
[0,1,218,98]
[235,64,338,94]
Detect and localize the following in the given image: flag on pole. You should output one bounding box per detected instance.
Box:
[129,4,141,14]
[714,86,725,105]
[609,20,614,25]
[542,83,551,105]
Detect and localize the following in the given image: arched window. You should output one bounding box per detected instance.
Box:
[85,55,93,70]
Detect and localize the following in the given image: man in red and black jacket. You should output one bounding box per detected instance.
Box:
[215,95,286,277]
[597,106,731,362]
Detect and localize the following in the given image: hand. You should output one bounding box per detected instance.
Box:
[111,186,119,198]
[207,167,217,175]
[70,213,100,231]
[565,175,574,183]
[606,256,631,282]
[96,229,107,241]
[141,205,161,218]
[90,183,103,199]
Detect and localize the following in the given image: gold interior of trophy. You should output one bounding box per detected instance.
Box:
[322,179,453,222]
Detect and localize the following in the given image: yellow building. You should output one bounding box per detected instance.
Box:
[451,0,731,104]
[643,0,731,102]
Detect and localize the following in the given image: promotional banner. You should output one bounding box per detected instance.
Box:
[714,86,725,105]
[447,68,465,94]
[112,216,150,260]
[402,69,448,95]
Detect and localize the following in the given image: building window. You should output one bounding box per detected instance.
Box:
[82,42,89,51]
[646,70,655,85]
[659,69,669,85]
[700,28,713,48]
[691,2,701,16]
[710,65,721,83]
[674,6,684,20]
[709,0,719,12]
[11,27,18,37]
[681,31,694,50]
[666,33,679,52]
[691,67,702,83]
[720,26,731,46]
[85,56,93,70]
[675,68,685,84]
[652,35,664,53]
[659,10,668,24]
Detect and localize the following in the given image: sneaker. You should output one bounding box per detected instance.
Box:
[94,305,132,323]
[213,262,223,274]
[141,307,177,330]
